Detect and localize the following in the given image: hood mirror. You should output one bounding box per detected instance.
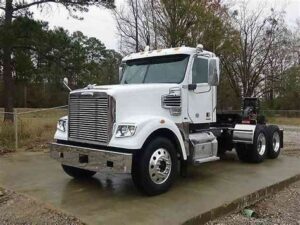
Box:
[63,77,72,91]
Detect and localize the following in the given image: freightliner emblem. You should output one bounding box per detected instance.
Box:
[81,92,94,96]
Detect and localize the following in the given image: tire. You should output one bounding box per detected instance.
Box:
[62,164,96,179]
[247,125,268,163]
[235,143,251,162]
[218,131,234,156]
[266,125,281,159]
[236,125,268,163]
[131,137,178,196]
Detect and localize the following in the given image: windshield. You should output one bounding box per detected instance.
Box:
[121,54,189,84]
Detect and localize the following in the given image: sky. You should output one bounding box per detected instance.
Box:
[30,0,300,51]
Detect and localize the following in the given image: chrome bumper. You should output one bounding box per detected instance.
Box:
[49,143,132,173]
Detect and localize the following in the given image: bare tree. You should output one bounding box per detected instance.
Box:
[114,0,161,54]
[263,20,293,101]
[115,0,228,54]
[0,0,114,122]
[222,2,285,98]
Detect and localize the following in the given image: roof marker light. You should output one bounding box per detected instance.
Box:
[196,44,204,53]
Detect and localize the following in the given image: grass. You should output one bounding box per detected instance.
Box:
[0,108,67,151]
[268,117,300,126]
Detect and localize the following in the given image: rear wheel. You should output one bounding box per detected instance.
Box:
[266,125,281,159]
[62,164,96,179]
[236,125,267,163]
[132,137,178,196]
[248,125,268,163]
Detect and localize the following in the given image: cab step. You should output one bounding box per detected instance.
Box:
[193,156,220,165]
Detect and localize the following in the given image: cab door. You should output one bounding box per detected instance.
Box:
[188,56,214,124]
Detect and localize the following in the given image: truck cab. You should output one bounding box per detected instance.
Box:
[50,45,283,195]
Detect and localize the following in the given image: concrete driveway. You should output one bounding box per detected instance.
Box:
[1,149,300,225]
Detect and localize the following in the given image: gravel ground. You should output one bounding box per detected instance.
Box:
[0,187,85,225]
[206,180,300,225]
[207,125,300,225]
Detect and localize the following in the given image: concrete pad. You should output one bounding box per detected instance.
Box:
[0,152,300,225]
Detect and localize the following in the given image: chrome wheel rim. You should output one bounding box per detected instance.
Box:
[149,148,172,184]
[257,133,266,156]
[273,132,280,152]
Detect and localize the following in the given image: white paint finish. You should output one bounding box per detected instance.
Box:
[188,84,214,123]
[54,47,218,159]
[70,84,188,158]
[187,56,215,124]
[109,116,187,160]
[54,114,187,159]
[122,47,213,61]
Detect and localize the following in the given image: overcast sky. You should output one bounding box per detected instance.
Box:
[31,0,300,51]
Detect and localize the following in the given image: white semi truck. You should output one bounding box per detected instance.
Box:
[50,45,283,195]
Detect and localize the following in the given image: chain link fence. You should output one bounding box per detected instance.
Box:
[0,106,68,151]
[0,108,300,152]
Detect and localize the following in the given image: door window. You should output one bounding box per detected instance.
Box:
[192,57,208,83]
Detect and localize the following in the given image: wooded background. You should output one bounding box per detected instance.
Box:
[1,0,300,121]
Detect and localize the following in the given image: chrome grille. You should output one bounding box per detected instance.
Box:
[68,92,110,145]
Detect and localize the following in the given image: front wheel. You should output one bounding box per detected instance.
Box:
[62,164,96,179]
[132,137,178,196]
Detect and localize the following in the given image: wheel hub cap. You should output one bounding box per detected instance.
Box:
[273,132,280,152]
[257,133,266,156]
[149,148,172,184]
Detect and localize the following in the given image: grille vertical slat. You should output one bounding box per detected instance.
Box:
[68,92,110,145]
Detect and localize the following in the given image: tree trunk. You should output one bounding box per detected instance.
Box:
[150,0,157,49]
[135,0,139,52]
[2,0,14,122]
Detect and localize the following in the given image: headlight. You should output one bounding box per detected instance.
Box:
[57,119,67,132]
[115,125,136,138]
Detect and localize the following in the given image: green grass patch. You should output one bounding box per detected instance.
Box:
[267,117,300,126]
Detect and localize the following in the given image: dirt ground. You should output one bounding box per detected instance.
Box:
[207,180,300,225]
[0,187,85,225]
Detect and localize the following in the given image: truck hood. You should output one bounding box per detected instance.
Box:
[71,83,180,97]
[70,83,182,123]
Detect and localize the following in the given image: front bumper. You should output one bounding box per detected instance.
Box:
[49,143,132,173]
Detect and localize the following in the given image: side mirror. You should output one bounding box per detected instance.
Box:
[63,77,72,91]
[208,57,220,86]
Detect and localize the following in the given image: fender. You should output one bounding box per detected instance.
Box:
[108,116,187,160]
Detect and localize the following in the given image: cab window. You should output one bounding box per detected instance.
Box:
[192,57,208,83]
